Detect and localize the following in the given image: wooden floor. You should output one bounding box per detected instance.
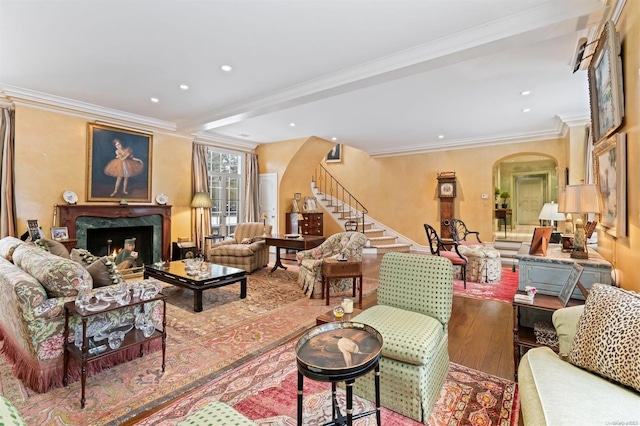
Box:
[358,253,515,380]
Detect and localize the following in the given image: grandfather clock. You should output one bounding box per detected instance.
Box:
[437,172,457,238]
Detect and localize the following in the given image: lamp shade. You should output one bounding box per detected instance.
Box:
[538,202,565,221]
[560,184,602,214]
[191,192,213,208]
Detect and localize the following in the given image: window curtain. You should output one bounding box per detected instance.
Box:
[0,107,16,237]
[192,143,211,253]
[244,153,259,222]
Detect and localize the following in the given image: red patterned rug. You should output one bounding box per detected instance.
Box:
[136,339,519,425]
[454,268,519,303]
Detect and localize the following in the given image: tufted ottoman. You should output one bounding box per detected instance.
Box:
[455,245,502,283]
[178,401,255,425]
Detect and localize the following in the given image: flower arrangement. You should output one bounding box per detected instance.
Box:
[525,286,537,297]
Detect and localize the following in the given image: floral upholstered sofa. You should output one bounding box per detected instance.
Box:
[0,236,162,393]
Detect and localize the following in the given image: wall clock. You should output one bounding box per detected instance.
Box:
[438,182,455,198]
[437,172,457,238]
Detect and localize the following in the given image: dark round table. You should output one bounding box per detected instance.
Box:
[295,321,383,426]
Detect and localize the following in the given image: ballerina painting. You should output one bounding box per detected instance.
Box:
[87,123,152,202]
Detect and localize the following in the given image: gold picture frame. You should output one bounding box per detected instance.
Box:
[593,132,626,237]
[87,123,153,202]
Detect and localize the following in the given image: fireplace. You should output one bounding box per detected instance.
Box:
[57,205,172,262]
[86,225,154,265]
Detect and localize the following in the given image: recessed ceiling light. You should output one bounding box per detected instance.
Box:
[520,90,531,95]
[150,97,159,103]
[220,65,232,72]
[331,137,337,141]
[438,135,444,139]
[179,84,189,90]
[522,108,531,112]
[290,122,296,127]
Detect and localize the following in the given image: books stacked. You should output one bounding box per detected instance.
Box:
[514,293,535,304]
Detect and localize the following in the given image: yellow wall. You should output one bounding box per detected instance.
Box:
[14,106,193,244]
[597,0,640,292]
[258,137,567,246]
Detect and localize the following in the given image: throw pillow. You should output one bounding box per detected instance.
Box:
[0,236,24,260]
[70,248,99,266]
[568,283,640,393]
[241,237,252,244]
[35,238,71,259]
[86,256,122,288]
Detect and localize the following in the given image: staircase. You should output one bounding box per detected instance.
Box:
[312,165,412,254]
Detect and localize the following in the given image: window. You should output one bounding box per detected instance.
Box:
[206,150,244,236]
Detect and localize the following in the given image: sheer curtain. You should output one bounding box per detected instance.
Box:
[192,143,211,252]
[244,153,259,222]
[0,107,16,237]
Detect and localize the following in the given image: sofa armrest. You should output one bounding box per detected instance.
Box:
[209,238,236,249]
[552,305,585,356]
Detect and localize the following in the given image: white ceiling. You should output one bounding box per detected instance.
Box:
[0,0,615,157]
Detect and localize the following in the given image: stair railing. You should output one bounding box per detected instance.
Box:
[312,164,368,232]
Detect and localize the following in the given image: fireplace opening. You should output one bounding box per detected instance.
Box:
[87,226,153,266]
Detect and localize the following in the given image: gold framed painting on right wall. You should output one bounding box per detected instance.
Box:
[593,132,626,238]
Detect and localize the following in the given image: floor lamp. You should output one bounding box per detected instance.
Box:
[191,192,213,255]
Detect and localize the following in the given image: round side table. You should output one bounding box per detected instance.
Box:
[295,321,383,426]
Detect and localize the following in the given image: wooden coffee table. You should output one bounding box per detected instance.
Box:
[144,261,246,312]
[264,235,324,272]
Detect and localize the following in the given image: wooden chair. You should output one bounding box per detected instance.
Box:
[424,223,467,288]
[445,218,482,244]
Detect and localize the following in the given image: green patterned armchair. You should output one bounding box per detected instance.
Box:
[296,232,367,298]
[351,252,454,423]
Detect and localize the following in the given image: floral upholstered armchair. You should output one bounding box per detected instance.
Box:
[296,231,367,298]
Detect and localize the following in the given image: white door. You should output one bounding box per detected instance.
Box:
[259,173,278,236]
[516,175,545,225]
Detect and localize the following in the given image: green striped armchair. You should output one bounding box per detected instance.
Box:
[351,252,454,423]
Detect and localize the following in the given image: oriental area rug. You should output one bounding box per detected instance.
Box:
[453,267,519,303]
[135,339,520,426]
[0,266,378,425]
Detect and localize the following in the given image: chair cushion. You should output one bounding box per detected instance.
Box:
[353,305,445,366]
[178,401,255,425]
[439,250,466,264]
[210,243,257,257]
[568,284,640,393]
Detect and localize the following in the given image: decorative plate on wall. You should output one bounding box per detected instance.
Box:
[63,190,78,205]
[155,193,168,205]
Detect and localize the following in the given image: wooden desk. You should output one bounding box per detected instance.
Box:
[264,235,324,272]
[494,209,512,238]
[516,243,612,300]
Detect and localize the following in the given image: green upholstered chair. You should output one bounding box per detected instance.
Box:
[351,252,454,423]
[178,401,255,425]
[0,394,26,426]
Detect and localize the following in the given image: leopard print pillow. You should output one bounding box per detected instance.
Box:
[568,283,640,393]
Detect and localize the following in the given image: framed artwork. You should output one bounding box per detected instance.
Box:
[292,199,300,213]
[558,263,584,307]
[27,220,43,241]
[326,144,342,163]
[87,123,153,202]
[528,227,552,256]
[588,20,624,145]
[303,197,318,212]
[593,132,626,237]
[51,227,69,241]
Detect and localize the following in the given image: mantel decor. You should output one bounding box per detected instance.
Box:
[87,123,153,202]
[588,20,624,145]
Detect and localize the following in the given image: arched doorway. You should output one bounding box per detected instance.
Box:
[493,154,560,241]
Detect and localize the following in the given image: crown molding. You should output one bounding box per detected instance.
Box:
[192,132,258,153]
[1,85,177,132]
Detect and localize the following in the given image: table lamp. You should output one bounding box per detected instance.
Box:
[558,184,602,259]
[296,213,305,239]
[191,192,213,254]
[538,202,565,229]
